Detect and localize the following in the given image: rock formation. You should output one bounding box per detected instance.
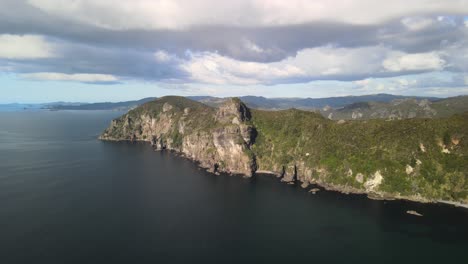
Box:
[100,96,468,207]
[100,96,257,176]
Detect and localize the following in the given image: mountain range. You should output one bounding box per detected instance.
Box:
[3,93,468,120]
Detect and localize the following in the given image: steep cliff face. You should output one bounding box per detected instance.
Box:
[100,96,257,176]
[101,96,468,206]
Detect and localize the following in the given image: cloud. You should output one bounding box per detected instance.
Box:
[181,46,454,85]
[154,50,172,63]
[26,0,468,30]
[21,72,119,83]
[2,1,467,63]
[401,17,434,31]
[181,52,305,85]
[352,71,468,95]
[0,34,55,59]
[0,0,466,94]
[382,52,445,72]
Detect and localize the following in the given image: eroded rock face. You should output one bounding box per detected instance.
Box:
[100,97,257,176]
[100,96,468,206]
[364,171,383,192]
[215,98,251,123]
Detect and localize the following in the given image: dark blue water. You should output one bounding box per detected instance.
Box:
[1,111,467,264]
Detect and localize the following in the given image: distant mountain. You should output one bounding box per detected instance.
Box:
[0,103,59,111]
[4,94,466,120]
[45,97,156,111]
[321,95,468,120]
[189,94,439,110]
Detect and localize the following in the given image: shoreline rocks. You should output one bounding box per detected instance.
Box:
[99,96,468,210]
[406,210,423,216]
[308,188,320,194]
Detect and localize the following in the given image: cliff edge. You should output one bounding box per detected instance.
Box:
[100,96,257,176]
[101,96,468,206]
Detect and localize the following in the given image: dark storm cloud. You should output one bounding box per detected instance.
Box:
[4,43,188,82]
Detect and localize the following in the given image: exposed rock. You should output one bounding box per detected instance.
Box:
[355,173,364,184]
[162,103,173,112]
[419,143,426,153]
[100,96,468,208]
[406,210,423,217]
[364,171,383,191]
[442,146,451,154]
[281,165,297,183]
[351,112,363,119]
[309,188,320,194]
[215,98,251,123]
[101,96,257,177]
[405,165,414,175]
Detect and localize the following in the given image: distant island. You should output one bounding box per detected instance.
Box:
[100,96,468,207]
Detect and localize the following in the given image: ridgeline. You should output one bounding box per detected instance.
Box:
[100,96,468,207]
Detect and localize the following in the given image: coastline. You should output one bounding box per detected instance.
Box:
[437,200,468,209]
[100,138,468,210]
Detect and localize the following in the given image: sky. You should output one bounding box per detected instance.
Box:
[1,0,468,103]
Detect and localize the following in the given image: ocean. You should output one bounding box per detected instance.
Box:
[1,110,467,263]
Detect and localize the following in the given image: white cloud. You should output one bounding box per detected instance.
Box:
[27,0,468,30]
[382,52,445,72]
[401,17,434,31]
[0,34,55,59]
[180,44,462,86]
[21,72,118,83]
[279,46,389,77]
[182,45,418,85]
[154,50,172,62]
[243,39,264,54]
[181,52,305,85]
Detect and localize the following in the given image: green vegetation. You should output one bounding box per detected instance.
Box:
[324,95,468,120]
[252,108,468,201]
[102,96,468,204]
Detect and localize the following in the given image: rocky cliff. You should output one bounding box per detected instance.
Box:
[100,96,257,176]
[101,96,468,207]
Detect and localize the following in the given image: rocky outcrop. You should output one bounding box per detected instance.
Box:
[100,96,468,208]
[100,96,257,176]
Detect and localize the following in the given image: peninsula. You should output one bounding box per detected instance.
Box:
[100,96,468,207]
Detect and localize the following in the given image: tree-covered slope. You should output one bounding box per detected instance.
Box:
[101,96,468,205]
[252,109,468,203]
[322,95,468,120]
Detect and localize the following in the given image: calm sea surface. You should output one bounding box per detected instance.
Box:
[0,110,467,264]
